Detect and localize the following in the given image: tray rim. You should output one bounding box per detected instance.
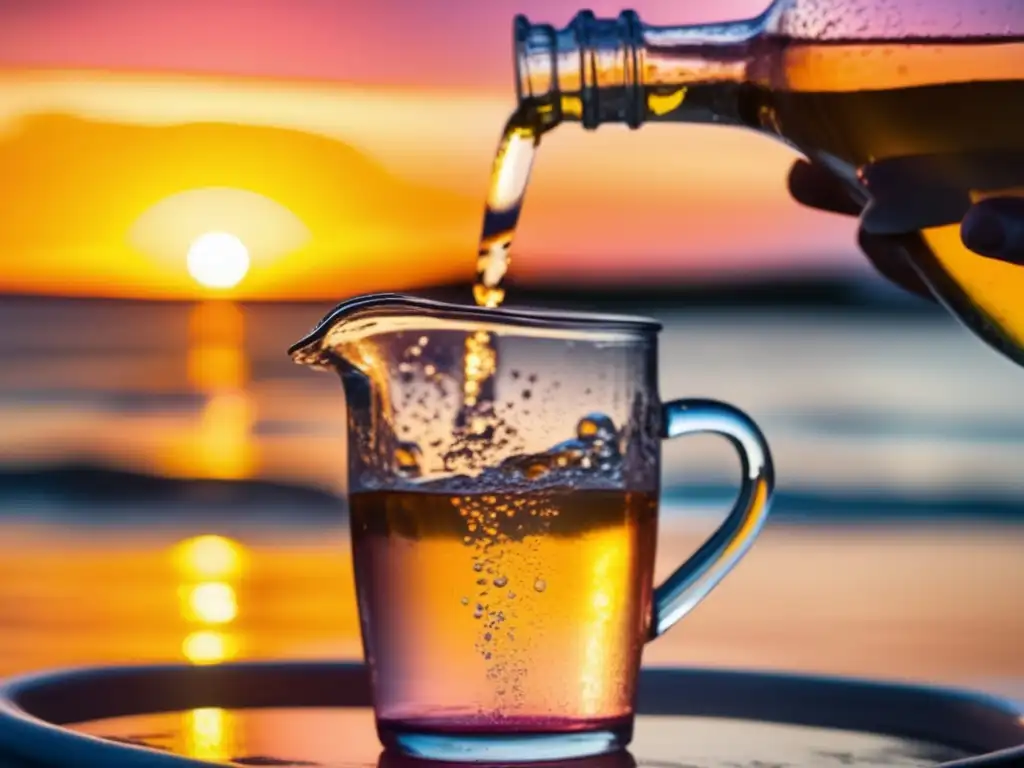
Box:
[0,661,1021,768]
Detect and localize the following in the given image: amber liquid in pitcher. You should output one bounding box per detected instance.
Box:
[736,38,1024,362]
[351,487,657,736]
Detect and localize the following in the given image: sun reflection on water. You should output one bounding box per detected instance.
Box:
[171,533,248,758]
[181,629,237,665]
[159,300,257,480]
[180,581,238,624]
[173,534,245,666]
[179,706,237,763]
[173,534,246,580]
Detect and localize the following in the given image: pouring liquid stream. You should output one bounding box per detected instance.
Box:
[461,107,542,417]
[475,107,542,311]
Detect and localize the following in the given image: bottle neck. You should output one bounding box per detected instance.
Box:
[514,9,773,131]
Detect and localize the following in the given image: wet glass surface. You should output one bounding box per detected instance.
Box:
[70,708,970,767]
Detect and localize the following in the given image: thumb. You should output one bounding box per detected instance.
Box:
[961,198,1024,265]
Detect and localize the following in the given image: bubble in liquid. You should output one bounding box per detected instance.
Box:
[534,578,547,593]
[473,562,484,572]
[394,442,423,478]
[524,462,549,480]
[493,575,508,588]
[577,413,617,442]
[461,596,469,606]
[473,605,484,619]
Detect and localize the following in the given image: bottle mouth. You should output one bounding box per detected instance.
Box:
[512,15,535,106]
[512,14,558,108]
[512,11,645,129]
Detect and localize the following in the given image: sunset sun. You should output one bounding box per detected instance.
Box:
[187,232,250,290]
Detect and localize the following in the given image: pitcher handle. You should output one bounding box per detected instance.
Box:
[650,398,775,639]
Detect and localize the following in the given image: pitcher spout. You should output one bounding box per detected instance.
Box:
[288,292,660,370]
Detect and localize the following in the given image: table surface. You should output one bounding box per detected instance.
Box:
[71,707,972,768]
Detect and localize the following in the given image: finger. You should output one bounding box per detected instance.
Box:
[860,189,972,236]
[857,229,936,302]
[859,156,972,234]
[787,160,864,217]
[961,197,1024,265]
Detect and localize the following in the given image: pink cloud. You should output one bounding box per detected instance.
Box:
[0,0,769,89]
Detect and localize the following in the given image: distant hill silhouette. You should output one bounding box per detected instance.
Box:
[0,463,1019,523]
[0,462,340,510]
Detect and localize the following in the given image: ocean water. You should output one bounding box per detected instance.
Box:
[0,294,1021,510]
[0,294,1021,696]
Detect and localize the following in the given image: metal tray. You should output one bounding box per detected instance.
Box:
[1,662,1021,767]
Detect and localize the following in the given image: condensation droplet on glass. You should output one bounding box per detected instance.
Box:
[473,605,484,619]
[473,562,484,572]
[577,413,617,442]
[461,596,469,606]
[493,575,508,588]
[534,578,547,592]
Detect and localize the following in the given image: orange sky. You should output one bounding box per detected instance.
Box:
[0,0,862,300]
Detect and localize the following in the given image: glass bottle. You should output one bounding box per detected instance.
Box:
[513,0,1024,366]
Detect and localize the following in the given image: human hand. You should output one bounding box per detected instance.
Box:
[960,198,1024,265]
[787,160,1024,300]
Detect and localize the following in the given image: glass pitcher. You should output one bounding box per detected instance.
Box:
[290,293,773,761]
[513,0,1024,366]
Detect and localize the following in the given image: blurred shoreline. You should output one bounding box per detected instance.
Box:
[2,282,1022,518]
[1,464,1024,525]
[0,270,930,312]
